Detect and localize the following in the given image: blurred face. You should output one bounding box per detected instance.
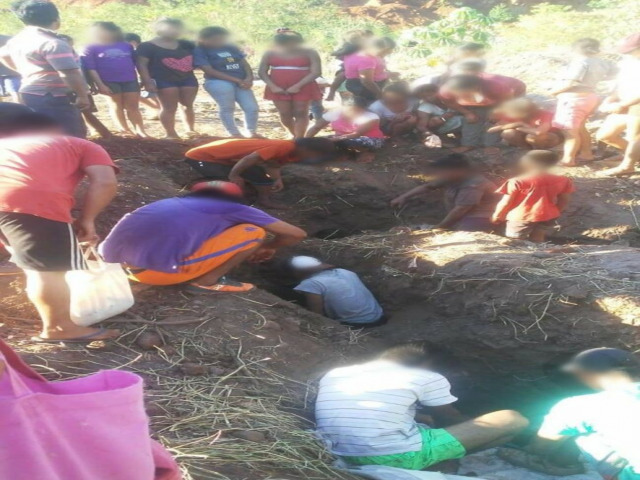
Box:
[275,38,303,52]
[382,92,408,112]
[156,23,183,40]
[431,167,469,183]
[90,26,118,44]
[450,87,481,103]
[519,154,545,173]
[457,48,485,59]
[200,33,228,49]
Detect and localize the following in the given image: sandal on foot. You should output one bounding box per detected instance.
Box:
[185,276,255,294]
[31,327,119,344]
[498,448,585,476]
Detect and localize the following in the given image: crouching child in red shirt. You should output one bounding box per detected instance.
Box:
[492,150,574,242]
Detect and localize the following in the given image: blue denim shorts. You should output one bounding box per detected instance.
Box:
[21,92,87,139]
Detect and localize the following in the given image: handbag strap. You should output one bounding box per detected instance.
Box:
[80,245,106,269]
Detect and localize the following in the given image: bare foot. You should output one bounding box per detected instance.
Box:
[36,326,121,343]
[136,131,152,139]
[450,146,475,153]
[559,160,578,167]
[356,151,375,163]
[184,131,200,139]
[164,135,182,141]
[599,167,635,177]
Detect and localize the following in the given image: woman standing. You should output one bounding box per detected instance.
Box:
[259,29,321,138]
[136,18,198,139]
[194,27,260,138]
[344,37,396,104]
[82,22,148,137]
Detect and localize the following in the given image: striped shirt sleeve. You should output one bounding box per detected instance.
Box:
[417,373,458,407]
[42,39,79,71]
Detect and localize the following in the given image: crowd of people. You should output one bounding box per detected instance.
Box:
[0,0,638,478]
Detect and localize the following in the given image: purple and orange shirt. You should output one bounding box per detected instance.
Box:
[3,26,80,96]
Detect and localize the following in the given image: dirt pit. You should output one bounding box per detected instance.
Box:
[2,131,640,479]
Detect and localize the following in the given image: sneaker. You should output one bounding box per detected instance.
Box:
[185,276,255,294]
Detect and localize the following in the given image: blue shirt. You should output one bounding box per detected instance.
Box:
[294,268,383,324]
[100,197,277,273]
[193,45,246,80]
[539,383,640,479]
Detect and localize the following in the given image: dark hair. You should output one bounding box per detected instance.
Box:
[458,42,485,52]
[0,111,59,136]
[573,37,600,55]
[93,21,124,41]
[382,82,410,96]
[181,188,246,205]
[294,137,337,155]
[523,149,559,167]
[12,0,59,27]
[199,26,230,39]
[124,32,141,44]
[445,74,483,92]
[274,28,304,45]
[155,17,184,30]
[371,36,396,51]
[379,342,437,368]
[332,29,374,57]
[343,96,371,109]
[414,83,440,95]
[428,153,472,170]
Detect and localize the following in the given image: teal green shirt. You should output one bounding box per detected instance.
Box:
[540,383,640,479]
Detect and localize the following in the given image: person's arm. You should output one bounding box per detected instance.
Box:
[249,220,307,263]
[264,165,284,192]
[86,69,113,95]
[76,165,118,244]
[390,184,434,208]
[358,68,382,98]
[228,152,265,187]
[326,70,346,101]
[516,118,552,136]
[58,69,91,111]
[427,404,470,427]
[0,49,17,73]
[43,40,90,110]
[436,205,474,229]
[555,192,572,213]
[306,118,330,137]
[492,193,517,223]
[136,54,156,93]
[258,53,285,94]
[304,292,325,315]
[440,95,477,123]
[487,121,526,133]
[285,49,321,94]
[240,58,254,88]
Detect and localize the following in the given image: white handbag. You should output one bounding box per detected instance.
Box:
[66,246,135,326]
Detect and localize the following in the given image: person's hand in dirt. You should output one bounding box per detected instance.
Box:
[271,178,285,192]
[249,247,277,263]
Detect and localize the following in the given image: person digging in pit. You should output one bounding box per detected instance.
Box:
[99,180,306,294]
[500,348,640,479]
[315,341,529,471]
[390,154,499,233]
[184,137,337,208]
[289,255,385,328]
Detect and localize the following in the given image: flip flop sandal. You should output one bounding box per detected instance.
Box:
[31,327,117,344]
[498,448,585,476]
[185,276,255,294]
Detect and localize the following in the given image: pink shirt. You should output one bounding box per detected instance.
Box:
[344,53,388,82]
[323,110,385,138]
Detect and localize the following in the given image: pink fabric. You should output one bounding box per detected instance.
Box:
[343,53,388,81]
[553,92,600,130]
[331,114,385,138]
[0,338,181,480]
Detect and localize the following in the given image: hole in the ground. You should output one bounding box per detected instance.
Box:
[312,228,363,240]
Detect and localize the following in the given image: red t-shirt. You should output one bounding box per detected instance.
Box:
[497,173,575,223]
[0,135,117,223]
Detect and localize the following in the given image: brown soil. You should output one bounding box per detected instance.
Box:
[1,91,639,479]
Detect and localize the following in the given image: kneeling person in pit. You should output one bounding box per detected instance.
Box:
[100,181,307,293]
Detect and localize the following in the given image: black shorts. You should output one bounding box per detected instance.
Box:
[104,80,141,94]
[184,158,275,186]
[0,212,87,271]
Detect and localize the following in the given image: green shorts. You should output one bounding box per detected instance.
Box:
[342,427,466,470]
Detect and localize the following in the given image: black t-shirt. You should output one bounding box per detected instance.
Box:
[136,40,196,82]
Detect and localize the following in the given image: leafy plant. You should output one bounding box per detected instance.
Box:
[489,5,519,23]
